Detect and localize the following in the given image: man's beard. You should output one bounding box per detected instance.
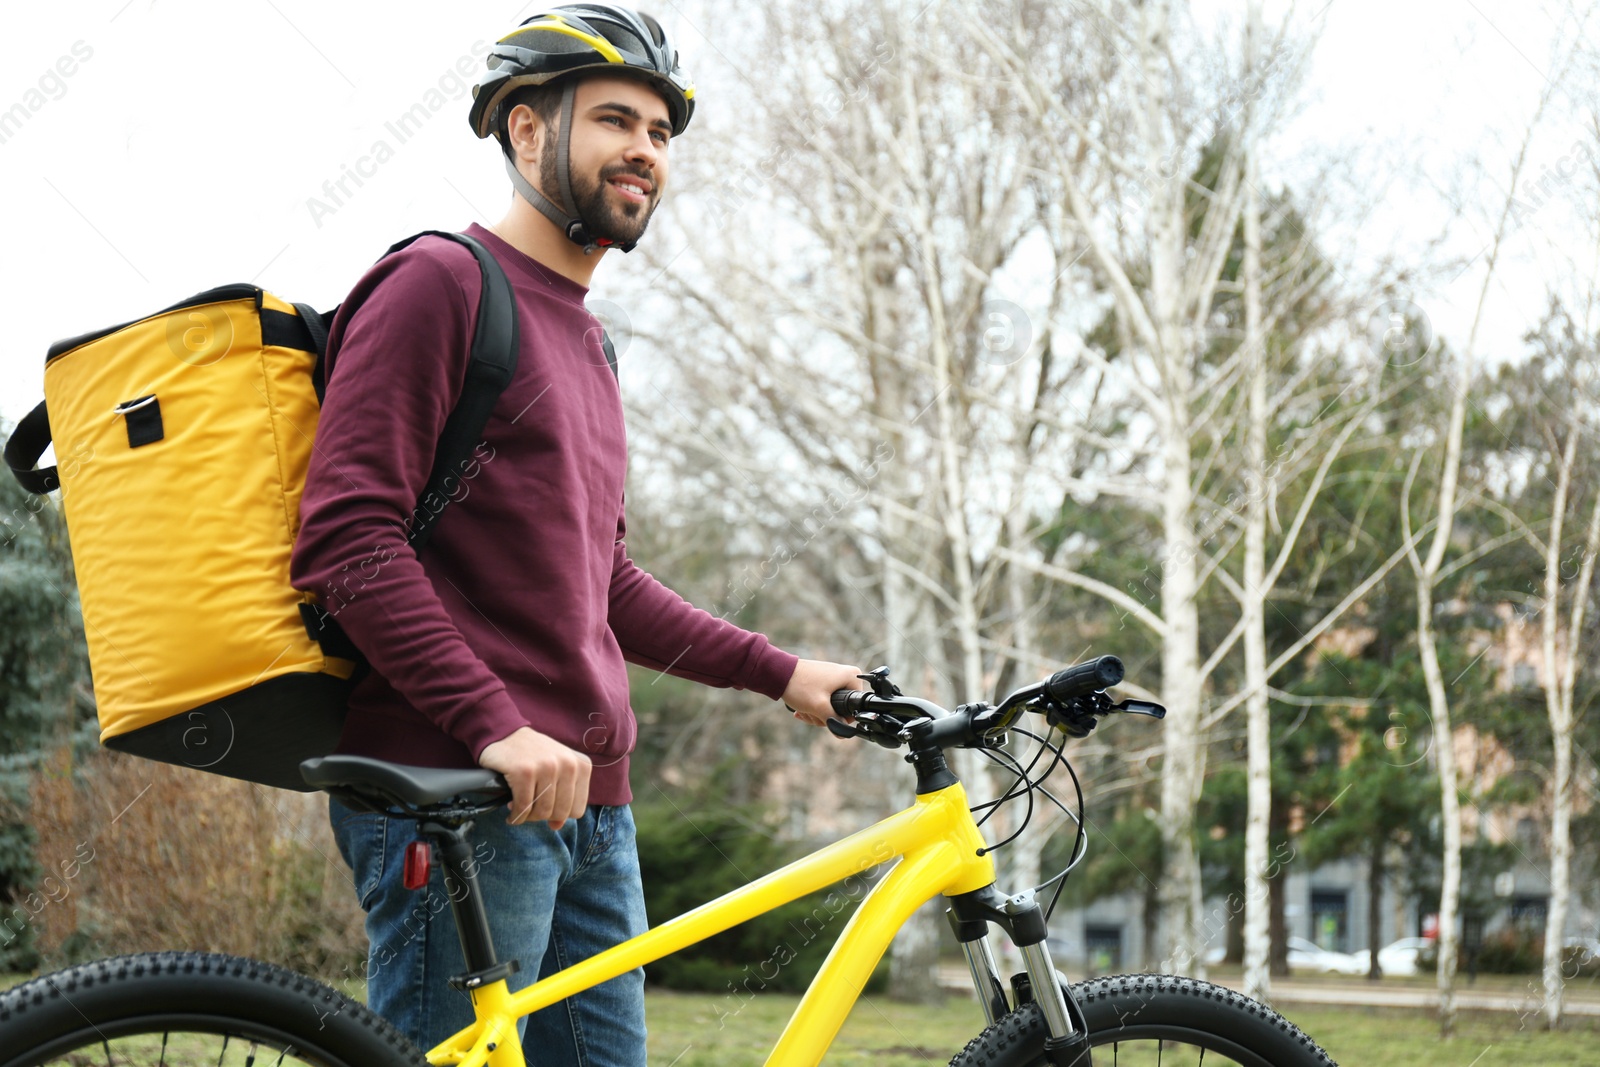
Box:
[542,150,656,246]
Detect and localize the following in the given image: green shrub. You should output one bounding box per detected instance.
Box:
[634,802,889,996]
[1563,945,1600,979]
[1474,930,1541,974]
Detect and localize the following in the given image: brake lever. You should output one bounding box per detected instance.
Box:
[826,711,907,749]
[1112,698,1166,719]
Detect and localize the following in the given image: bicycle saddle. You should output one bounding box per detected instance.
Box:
[300,755,510,810]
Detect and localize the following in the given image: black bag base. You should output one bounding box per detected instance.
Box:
[103,672,355,792]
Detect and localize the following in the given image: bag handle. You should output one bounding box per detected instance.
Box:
[5,401,57,494]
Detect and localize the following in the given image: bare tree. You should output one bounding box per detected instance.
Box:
[1535,406,1600,1030]
[1400,76,1565,1036]
[1487,293,1600,1029]
[623,0,1097,998]
[972,1,1425,976]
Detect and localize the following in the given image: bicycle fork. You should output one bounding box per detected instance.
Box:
[946,885,1092,1067]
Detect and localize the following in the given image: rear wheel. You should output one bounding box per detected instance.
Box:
[950,973,1337,1066]
[0,951,425,1067]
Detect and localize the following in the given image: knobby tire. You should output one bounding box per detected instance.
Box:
[950,973,1337,1067]
[0,951,426,1067]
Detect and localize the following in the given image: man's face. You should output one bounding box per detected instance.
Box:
[539,75,672,247]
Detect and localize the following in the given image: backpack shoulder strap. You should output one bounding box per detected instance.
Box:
[381,230,519,553]
[601,329,618,379]
[304,230,519,663]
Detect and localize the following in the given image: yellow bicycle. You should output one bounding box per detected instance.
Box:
[0,658,1337,1066]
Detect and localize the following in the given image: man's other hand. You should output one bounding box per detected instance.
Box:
[782,659,867,727]
[478,727,593,829]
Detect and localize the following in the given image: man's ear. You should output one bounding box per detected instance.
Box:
[507,104,544,166]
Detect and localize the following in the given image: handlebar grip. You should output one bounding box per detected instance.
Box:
[831,689,871,716]
[1044,655,1124,702]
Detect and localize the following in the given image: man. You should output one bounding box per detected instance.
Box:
[290,5,862,1061]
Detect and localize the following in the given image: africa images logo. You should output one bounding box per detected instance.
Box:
[166,305,236,367]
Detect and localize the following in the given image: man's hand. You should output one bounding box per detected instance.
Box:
[478,726,592,829]
[782,659,867,727]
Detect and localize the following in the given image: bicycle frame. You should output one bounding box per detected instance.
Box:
[429,779,996,1067]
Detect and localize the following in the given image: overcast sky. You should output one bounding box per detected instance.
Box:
[0,0,1592,433]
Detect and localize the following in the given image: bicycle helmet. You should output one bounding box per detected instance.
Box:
[469,4,695,254]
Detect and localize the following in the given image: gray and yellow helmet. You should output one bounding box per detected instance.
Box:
[469,6,693,253]
[469,4,695,142]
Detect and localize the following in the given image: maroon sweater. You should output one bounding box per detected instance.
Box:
[290,223,798,804]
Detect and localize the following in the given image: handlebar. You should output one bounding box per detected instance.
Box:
[824,656,1162,752]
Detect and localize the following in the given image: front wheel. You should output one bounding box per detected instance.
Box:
[0,951,426,1067]
[950,973,1337,1067]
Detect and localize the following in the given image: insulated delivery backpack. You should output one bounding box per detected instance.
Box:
[1,231,597,792]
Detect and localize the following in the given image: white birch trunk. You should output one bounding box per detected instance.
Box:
[1540,442,1600,1028]
[1406,320,1469,1037]
[887,48,990,1004]
[995,506,1042,979]
[1240,87,1273,1002]
[1156,422,1205,976]
[1417,572,1463,1033]
[1136,0,1208,977]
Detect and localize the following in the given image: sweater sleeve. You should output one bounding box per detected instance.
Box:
[289,241,527,760]
[607,503,798,700]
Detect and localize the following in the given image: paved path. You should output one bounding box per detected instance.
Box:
[1214,977,1600,1017]
[936,965,1600,1016]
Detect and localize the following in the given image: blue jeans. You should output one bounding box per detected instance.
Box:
[330,797,648,1065]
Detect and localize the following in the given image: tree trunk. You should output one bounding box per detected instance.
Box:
[1240,36,1271,1001]
[1140,0,1207,979]
[1143,879,1162,970]
[1156,431,1205,976]
[1539,442,1600,1030]
[996,510,1042,978]
[1543,725,1571,1028]
[1368,837,1385,981]
[1269,800,1290,977]
[1417,578,1462,1035]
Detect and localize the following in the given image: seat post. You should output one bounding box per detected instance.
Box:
[419,818,519,989]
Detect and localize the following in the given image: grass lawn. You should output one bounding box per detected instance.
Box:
[1282,1004,1600,1067]
[644,987,1600,1066]
[646,988,990,1066]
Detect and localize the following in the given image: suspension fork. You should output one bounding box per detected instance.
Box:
[946,885,1092,1067]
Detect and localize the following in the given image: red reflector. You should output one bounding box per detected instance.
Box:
[403,841,431,890]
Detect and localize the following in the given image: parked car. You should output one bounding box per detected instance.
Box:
[1287,936,1367,976]
[1352,936,1432,977]
[1565,936,1600,966]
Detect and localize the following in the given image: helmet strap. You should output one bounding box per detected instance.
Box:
[503,80,636,256]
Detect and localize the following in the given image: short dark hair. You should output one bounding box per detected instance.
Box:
[494,82,565,157]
